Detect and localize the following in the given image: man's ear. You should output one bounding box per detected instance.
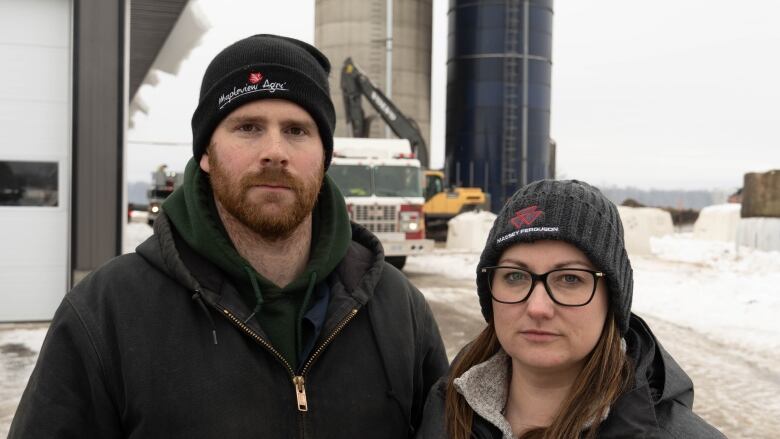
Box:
[199,152,210,174]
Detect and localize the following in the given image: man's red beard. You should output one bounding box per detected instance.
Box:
[207,149,324,240]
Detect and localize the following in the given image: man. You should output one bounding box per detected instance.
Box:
[10,34,447,438]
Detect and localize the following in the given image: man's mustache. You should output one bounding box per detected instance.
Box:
[240,168,300,190]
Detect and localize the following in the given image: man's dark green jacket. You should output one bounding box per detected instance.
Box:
[9,213,448,438]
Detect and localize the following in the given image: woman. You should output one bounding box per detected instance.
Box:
[417,180,724,438]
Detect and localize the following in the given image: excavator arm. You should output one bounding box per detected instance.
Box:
[340,57,430,168]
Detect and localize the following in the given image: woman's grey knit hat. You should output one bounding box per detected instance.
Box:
[476,179,633,335]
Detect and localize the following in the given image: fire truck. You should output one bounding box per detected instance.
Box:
[340,57,489,241]
[327,137,433,270]
[146,164,183,226]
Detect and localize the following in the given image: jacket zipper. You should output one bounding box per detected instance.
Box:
[220,308,295,374]
[219,306,359,413]
[300,308,359,378]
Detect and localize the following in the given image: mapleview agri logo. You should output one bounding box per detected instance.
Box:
[218,72,289,110]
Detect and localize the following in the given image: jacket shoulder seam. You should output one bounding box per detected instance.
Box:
[63,295,111,388]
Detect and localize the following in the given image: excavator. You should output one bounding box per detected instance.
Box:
[340,57,489,241]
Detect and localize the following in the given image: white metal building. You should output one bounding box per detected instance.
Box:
[0,0,72,321]
[0,0,200,321]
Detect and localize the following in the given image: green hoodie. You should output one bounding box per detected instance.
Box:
[163,158,351,367]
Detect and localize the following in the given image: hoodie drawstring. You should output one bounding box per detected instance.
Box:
[243,265,264,323]
[191,288,218,345]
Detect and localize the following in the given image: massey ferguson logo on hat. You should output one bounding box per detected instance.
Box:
[496,205,559,244]
[511,205,543,228]
[217,73,290,110]
[248,72,264,84]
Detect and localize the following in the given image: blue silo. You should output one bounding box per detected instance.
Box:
[445,0,553,212]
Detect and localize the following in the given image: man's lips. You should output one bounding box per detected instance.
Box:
[251,183,291,190]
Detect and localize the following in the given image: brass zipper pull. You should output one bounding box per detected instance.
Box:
[293,375,308,412]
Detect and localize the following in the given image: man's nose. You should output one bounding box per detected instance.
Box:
[259,130,289,167]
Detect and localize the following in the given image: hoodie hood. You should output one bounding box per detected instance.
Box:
[160,158,351,296]
[150,157,352,366]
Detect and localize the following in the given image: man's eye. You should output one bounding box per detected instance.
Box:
[287,126,307,136]
[237,124,258,132]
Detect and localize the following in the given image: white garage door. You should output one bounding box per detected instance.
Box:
[0,0,71,321]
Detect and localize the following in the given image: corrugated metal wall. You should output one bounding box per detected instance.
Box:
[129,0,188,96]
[71,0,128,278]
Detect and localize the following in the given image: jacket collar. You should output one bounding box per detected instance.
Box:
[135,208,388,336]
[447,315,698,438]
[454,350,515,439]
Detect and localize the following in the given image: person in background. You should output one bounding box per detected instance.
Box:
[10,34,447,438]
[417,179,725,438]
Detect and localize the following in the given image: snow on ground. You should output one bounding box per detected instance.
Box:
[410,233,780,372]
[0,325,48,437]
[123,222,154,254]
[405,250,480,281]
[3,226,777,436]
[632,234,780,371]
[122,222,780,370]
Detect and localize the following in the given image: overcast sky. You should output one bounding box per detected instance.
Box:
[128,0,780,191]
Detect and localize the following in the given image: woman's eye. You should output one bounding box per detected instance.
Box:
[563,274,580,283]
[557,273,584,284]
[505,270,528,283]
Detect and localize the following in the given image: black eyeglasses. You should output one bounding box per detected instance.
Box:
[481,267,605,306]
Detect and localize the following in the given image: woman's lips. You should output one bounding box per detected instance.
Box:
[520,330,561,342]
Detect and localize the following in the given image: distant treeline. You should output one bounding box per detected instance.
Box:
[596,186,731,210]
[128,180,732,213]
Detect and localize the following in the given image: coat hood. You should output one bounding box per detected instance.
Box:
[598,314,725,437]
[134,212,387,312]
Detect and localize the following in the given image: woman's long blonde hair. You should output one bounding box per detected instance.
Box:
[445,311,633,439]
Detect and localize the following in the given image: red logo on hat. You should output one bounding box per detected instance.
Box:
[248,72,264,84]
[511,206,543,229]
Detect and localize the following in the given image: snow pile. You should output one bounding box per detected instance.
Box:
[446,211,496,251]
[406,250,481,281]
[737,217,780,252]
[632,234,780,371]
[617,206,674,255]
[651,234,780,273]
[123,223,153,254]
[409,233,780,372]
[693,203,741,242]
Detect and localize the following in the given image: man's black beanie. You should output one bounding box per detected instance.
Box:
[476,179,634,335]
[191,34,336,168]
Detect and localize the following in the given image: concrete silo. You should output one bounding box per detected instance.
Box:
[446,0,553,212]
[315,0,432,146]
